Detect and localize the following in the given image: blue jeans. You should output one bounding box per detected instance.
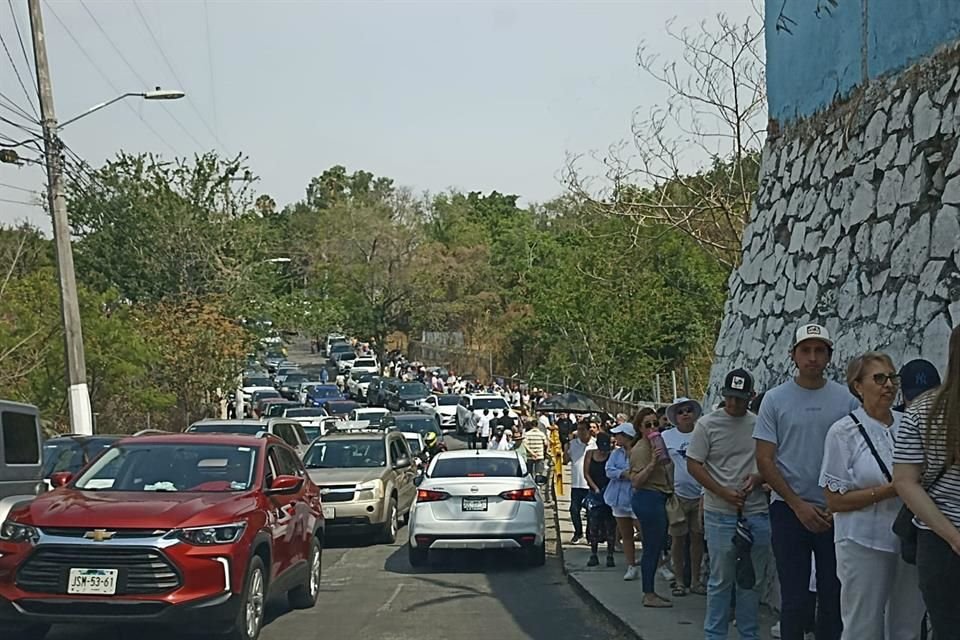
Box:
[769,500,841,640]
[703,510,772,640]
[631,489,668,593]
[569,488,589,537]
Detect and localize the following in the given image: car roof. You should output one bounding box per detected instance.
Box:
[118,433,271,447]
[318,431,390,441]
[436,449,520,460]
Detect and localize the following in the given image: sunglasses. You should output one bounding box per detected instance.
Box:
[641,420,658,428]
[872,373,901,386]
[676,407,695,416]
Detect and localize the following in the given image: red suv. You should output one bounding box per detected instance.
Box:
[0,433,325,640]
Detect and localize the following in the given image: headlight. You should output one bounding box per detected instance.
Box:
[356,480,383,500]
[0,520,39,544]
[174,522,247,546]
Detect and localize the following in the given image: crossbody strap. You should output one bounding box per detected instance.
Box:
[851,412,893,482]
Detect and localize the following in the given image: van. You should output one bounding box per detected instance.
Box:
[0,400,44,522]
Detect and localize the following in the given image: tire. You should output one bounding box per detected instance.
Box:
[223,556,267,640]
[8,624,49,640]
[526,542,546,567]
[408,543,428,567]
[378,497,399,544]
[288,536,322,609]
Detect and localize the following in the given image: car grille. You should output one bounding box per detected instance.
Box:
[17,545,181,595]
[321,485,356,503]
[40,527,171,539]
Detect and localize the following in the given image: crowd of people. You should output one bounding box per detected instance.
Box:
[555,322,960,640]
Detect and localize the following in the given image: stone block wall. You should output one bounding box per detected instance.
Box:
[708,49,960,402]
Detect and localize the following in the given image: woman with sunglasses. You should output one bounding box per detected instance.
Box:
[819,352,925,640]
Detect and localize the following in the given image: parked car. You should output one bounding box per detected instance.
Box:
[386,382,431,412]
[419,394,461,430]
[407,449,546,567]
[0,433,325,639]
[186,418,312,456]
[349,357,379,375]
[302,430,415,543]
[0,401,44,525]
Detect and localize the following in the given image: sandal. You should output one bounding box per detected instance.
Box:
[690,584,707,595]
[671,584,688,597]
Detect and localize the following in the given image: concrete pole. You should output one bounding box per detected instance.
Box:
[29,0,93,435]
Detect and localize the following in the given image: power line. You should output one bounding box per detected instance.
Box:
[77,0,209,153]
[131,0,228,154]
[0,112,40,137]
[0,21,38,119]
[0,88,38,124]
[0,195,42,207]
[0,180,41,195]
[41,0,182,157]
[7,0,38,115]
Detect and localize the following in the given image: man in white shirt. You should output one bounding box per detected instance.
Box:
[663,396,706,595]
[564,420,596,544]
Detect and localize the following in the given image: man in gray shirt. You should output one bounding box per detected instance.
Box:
[753,324,860,640]
[688,367,769,640]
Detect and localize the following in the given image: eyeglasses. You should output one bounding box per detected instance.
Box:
[641,421,658,428]
[872,373,901,386]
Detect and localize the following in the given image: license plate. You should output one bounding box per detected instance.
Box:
[462,497,488,512]
[322,506,335,519]
[67,568,118,595]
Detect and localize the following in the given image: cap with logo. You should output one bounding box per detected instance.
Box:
[610,422,636,438]
[793,323,833,348]
[722,368,755,399]
[899,359,942,402]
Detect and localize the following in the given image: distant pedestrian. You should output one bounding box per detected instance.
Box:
[604,423,641,581]
[565,421,596,544]
[585,432,617,567]
[754,324,859,640]
[523,422,549,478]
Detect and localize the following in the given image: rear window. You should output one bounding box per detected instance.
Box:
[188,424,262,435]
[2,410,40,464]
[471,397,508,410]
[431,456,523,478]
[437,395,460,406]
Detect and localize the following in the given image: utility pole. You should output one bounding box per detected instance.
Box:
[28,0,94,435]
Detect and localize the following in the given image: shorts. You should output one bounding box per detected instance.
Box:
[612,506,634,519]
[668,496,704,537]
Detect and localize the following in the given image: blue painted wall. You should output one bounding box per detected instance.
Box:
[767,0,960,123]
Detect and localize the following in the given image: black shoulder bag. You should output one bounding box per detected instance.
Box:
[851,412,948,564]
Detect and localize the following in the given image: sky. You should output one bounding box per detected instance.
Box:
[0,0,761,231]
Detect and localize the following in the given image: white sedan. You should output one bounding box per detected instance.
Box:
[407,449,546,567]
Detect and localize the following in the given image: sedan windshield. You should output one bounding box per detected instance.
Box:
[471,397,509,410]
[74,443,258,492]
[399,383,428,397]
[303,440,386,469]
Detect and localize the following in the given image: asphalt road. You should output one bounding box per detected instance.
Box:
[45,340,628,640]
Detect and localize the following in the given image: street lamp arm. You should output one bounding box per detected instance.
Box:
[57,93,143,130]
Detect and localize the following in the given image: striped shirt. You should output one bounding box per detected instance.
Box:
[892,392,960,529]
[523,428,548,460]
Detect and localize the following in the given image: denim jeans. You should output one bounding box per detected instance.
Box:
[631,489,668,593]
[769,500,841,640]
[703,510,771,640]
[569,488,589,538]
[917,528,960,639]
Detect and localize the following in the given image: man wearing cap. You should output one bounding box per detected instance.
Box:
[688,368,770,640]
[663,397,707,596]
[754,324,859,640]
[895,358,942,411]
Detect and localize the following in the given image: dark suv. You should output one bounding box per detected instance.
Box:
[0,433,325,640]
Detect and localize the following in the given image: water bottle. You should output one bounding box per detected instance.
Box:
[646,430,670,465]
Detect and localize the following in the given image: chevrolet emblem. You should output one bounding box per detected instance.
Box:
[83,529,116,542]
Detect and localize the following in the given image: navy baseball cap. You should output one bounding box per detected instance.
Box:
[899,359,941,401]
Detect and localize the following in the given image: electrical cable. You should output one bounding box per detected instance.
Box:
[41,0,182,157]
[0,22,38,118]
[132,0,228,154]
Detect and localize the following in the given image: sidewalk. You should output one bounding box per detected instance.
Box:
[554,467,776,640]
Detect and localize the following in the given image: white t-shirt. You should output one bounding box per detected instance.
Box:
[538,415,552,431]
[661,427,703,500]
[568,437,596,490]
[819,407,903,553]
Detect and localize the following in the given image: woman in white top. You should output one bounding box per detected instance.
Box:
[819,351,925,640]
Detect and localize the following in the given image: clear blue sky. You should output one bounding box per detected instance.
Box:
[0,0,759,230]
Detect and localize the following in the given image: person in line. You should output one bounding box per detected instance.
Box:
[565,420,596,544]
[663,396,706,596]
[754,324,860,640]
[894,325,960,638]
[478,408,493,449]
[523,421,549,478]
[630,413,674,607]
[584,431,617,567]
[819,352,925,640]
[604,422,641,581]
[688,367,770,640]
[896,359,942,412]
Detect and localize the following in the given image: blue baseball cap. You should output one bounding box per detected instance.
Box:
[899,359,941,401]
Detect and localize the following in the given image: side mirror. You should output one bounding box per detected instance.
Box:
[267,475,303,494]
[534,475,549,485]
[413,474,425,486]
[49,471,73,488]
[394,456,411,469]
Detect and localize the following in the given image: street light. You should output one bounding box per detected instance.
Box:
[57,88,186,130]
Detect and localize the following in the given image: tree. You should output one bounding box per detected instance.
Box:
[564,12,766,268]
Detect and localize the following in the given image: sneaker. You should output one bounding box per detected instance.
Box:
[606,555,616,567]
[570,535,583,545]
[623,565,640,581]
[587,554,599,567]
[770,622,781,639]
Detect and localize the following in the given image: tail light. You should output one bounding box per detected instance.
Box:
[499,487,537,502]
[417,489,450,502]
